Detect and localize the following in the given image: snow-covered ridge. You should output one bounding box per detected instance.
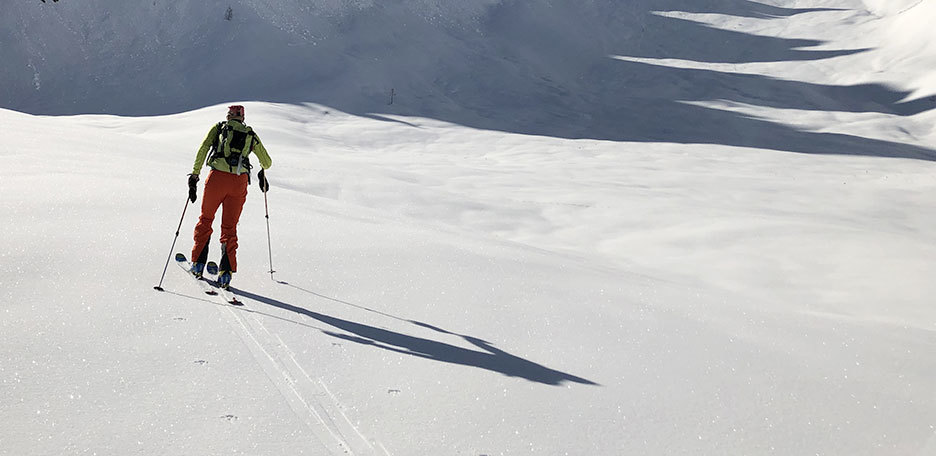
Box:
[3,2,936,454]
[3,0,934,154]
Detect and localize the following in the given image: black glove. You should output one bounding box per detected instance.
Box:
[187,174,199,203]
[258,169,269,193]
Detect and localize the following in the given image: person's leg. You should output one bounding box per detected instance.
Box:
[191,171,224,264]
[218,174,249,273]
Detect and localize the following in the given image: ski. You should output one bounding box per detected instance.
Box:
[202,260,244,306]
[175,253,219,296]
[208,278,243,306]
[175,253,243,306]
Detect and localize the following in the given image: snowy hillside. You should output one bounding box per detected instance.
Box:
[4,0,936,154]
[2,0,936,455]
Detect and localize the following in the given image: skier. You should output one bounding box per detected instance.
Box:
[187,105,272,288]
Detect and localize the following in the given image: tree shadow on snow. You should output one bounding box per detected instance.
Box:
[230,286,599,387]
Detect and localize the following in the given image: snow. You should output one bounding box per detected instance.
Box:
[2,1,936,455]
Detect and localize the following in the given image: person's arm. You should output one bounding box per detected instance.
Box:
[191,123,221,174]
[251,135,272,170]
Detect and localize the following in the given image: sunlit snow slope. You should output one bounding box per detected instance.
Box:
[2,1,936,455]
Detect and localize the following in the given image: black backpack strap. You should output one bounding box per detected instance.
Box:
[247,128,257,152]
[206,121,227,167]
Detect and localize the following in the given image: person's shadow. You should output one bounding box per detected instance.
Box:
[230,285,599,387]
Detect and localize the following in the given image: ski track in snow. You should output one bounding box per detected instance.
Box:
[171,262,387,454]
[3,0,936,454]
[217,289,388,456]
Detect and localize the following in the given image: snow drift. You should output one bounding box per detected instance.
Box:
[2,1,936,455]
[3,0,935,156]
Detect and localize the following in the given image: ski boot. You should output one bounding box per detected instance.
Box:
[189,262,206,278]
[217,270,232,290]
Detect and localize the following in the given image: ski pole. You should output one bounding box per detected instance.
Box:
[154,196,191,291]
[263,189,276,281]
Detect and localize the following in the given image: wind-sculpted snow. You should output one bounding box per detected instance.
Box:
[5,0,935,159]
[3,3,936,454]
[3,99,936,455]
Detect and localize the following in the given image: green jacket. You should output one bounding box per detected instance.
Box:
[191,119,272,175]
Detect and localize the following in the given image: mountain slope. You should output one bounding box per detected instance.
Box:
[2,1,936,455]
[2,100,935,454]
[4,0,934,157]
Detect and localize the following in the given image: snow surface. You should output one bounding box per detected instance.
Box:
[2,1,936,455]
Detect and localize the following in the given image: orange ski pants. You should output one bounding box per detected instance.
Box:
[191,170,248,272]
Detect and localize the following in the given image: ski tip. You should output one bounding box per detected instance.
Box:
[153,286,165,292]
[175,253,187,262]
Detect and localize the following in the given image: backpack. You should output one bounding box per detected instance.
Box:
[208,121,257,176]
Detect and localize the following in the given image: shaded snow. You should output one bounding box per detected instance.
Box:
[2,1,936,455]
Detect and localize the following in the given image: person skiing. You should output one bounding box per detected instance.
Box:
[187,105,272,288]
